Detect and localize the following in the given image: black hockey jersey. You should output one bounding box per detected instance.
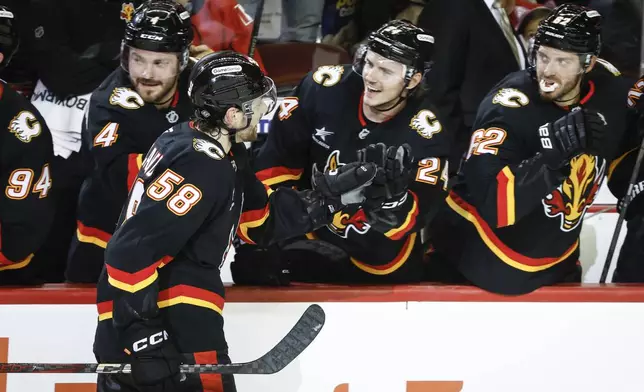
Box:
[75,68,193,253]
[0,81,55,283]
[95,122,319,358]
[252,65,451,281]
[436,61,634,294]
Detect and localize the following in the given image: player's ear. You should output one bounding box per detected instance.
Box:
[584,56,597,74]
[0,53,4,65]
[406,72,422,91]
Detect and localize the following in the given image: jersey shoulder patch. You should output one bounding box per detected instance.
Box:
[109,87,144,110]
[9,110,42,143]
[311,65,346,87]
[193,137,225,160]
[410,109,442,139]
[492,88,530,108]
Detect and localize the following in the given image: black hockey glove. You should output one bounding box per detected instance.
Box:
[305,161,378,228]
[357,143,414,230]
[538,108,588,169]
[583,109,609,159]
[122,319,184,392]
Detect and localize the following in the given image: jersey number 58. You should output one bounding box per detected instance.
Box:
[125,169,203,220]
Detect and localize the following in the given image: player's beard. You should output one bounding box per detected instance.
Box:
[133,76,178,105]
[538,73,582,103]
[235,125,258,142]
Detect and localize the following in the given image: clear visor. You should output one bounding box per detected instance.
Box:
[352,45,407,85]
[121,45,183,80]
[241,77,277,120]
[534,46,589,76]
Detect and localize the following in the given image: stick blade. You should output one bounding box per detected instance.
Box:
[183,304,326,375]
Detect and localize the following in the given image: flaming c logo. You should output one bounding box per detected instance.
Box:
[323,151,372,238]
[542,154,604,232]
[120,2,135,22]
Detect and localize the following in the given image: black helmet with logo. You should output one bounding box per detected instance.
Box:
[0,5,19,71]
[188,51,277,133]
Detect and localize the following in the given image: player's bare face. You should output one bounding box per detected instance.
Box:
[536,46,584,103]
[361,51,406,109]
[128,48,181,104]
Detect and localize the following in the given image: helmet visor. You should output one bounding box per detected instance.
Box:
[353,46,407,85]
[241,77,277,120]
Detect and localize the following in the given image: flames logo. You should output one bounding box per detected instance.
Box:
[410,109,442,140]
[109,87,144,110]
[8,111,41,143]
[542,154,605,232]
[492,88,529,108]
[120,2,135,22]
[322,150,372,238]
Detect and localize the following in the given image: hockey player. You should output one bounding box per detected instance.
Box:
[428,4,635,295]
[66,0,195,283]
[234,19,451,284]
[605,76,644,282]
[0,5,57,285]
[94,51,377,392]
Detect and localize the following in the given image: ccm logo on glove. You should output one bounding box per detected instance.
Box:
[132,330,169,353]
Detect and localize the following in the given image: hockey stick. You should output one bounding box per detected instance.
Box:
[0,304,325,374]
[247,0,266,58]
[600,137,644,283]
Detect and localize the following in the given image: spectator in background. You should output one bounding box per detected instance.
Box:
[238,0,325,43]
[176,0,267,71]
[0,5,57,286]
[417,0,527,177]
[516,6,553,54]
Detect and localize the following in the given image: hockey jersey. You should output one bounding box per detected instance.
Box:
[437,61,634,294]
[252,65,451,281]
[94,122,320,358]
[0,81,56,283]
[74,68,193,257]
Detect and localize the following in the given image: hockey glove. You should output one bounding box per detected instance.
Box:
[122,319,184,392]
[306,161,378,228]
[538,108,588,169]
[357,143,414,231]
[583,109,609,159]
[357,143,414,209]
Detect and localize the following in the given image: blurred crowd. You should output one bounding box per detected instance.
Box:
[0,0,642,291]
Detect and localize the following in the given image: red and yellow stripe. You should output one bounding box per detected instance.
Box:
[76,221,112,249]
[97,284,225,321]
[384,192,419,240]
[106,255,173,293]
[447,192,578,272]
[496,166,516,227]
[0,252,34,271]
[351,232,417,275]
[608,148,636,181]
[126,153,144,190]
[236,185,274,245]
[256,166,303,186]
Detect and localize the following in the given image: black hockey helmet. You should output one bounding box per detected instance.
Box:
[353,19,434,82]
[531,3,601,68]
[0,5,19,71]
[188,51,277,133]
[121,0,194,73]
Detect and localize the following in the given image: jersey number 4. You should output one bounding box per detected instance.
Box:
[5,164,53,200]
[94,122,119,147]
[125,169,203,219]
